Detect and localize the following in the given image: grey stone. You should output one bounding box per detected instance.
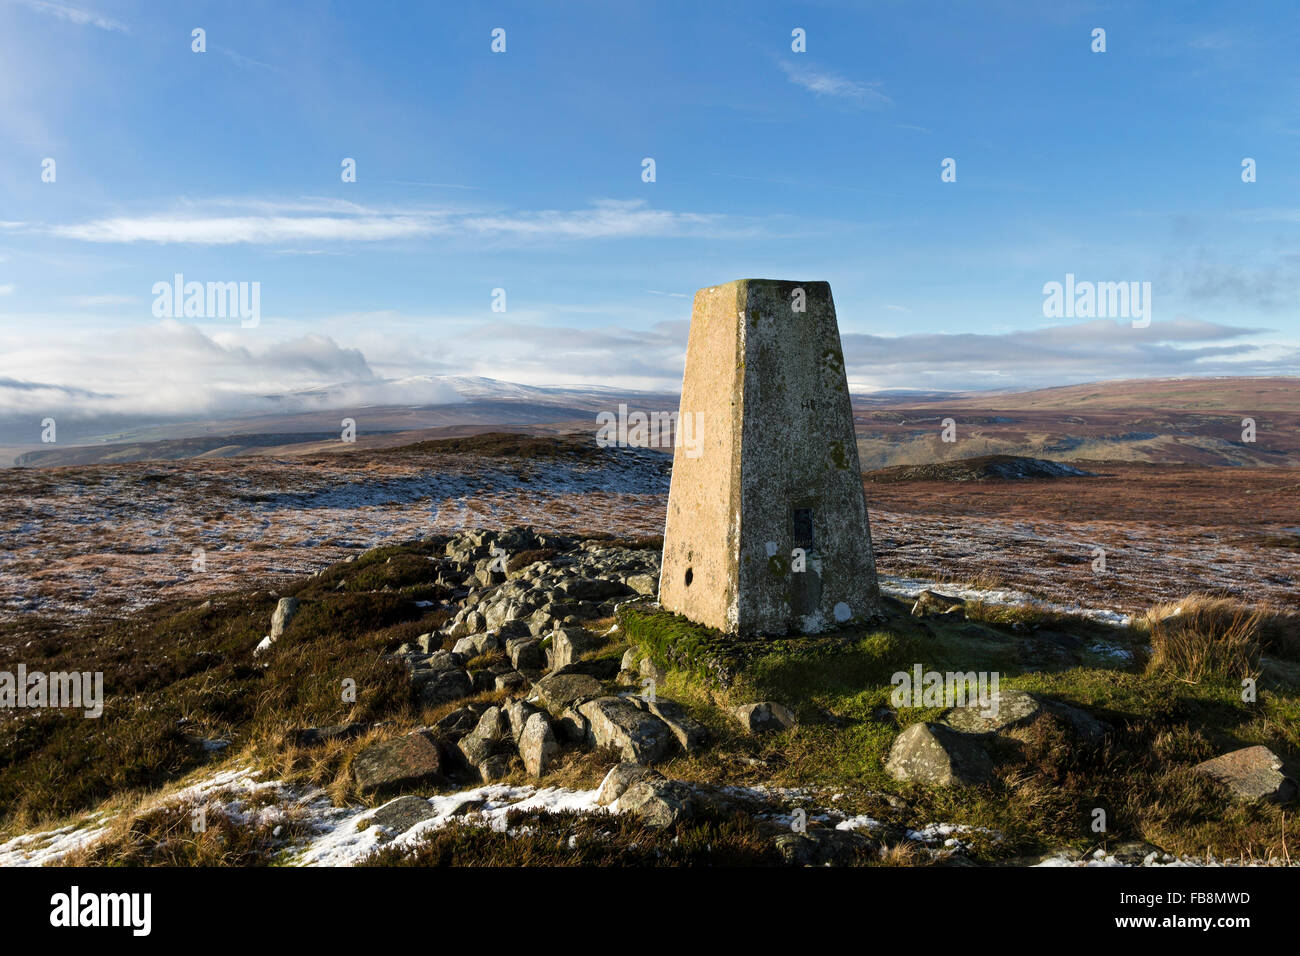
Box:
[458,706,511,765]
[885,722,992,787]
[519,712,559,777]
[624,573,658,596]
[353,731,446,794]
[595,761,662,806]
[640,697,708,753]
[432,707,479,741]
[559,577,628,601]
[941,687,1042,735]
[619,778,695,827]
[504,699,542,743]
[532,672,604,711]
[369,795,438,839]
[556,706,588,743]
[495,669,528,693]
[733,701,797,733]
[477,754,512,782]
[419,668,473,706]
[270,596,300,639]
[910,589,965,618]
[506,636,544,672]
[774,829,875,867]
[1194,746,1297,804]
[578,696,673,764]
[639,655,667,684]
[551,626,600,670]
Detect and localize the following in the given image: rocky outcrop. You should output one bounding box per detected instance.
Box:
[1194,746,1297,804]
[910,590,965,618]
[733,701,797,734]
[518,712,559,777]
[578,696,674,764]
[353,730,448,794]
[885,722,992,786]
[255,595,301,656]
[940,687,1108,746]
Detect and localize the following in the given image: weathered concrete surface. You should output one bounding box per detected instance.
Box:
[660,279,883,635]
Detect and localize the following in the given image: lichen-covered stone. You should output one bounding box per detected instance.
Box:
[1194,746,1297,803]
[885,722,992,787]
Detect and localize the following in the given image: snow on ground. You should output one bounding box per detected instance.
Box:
[1,765,1289,867]
[292,783,609,866]
[878,574,1133,627]
[0,815,112,867]
[1034,849,1283,868]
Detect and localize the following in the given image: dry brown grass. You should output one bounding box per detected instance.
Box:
[1142,595,1269,683]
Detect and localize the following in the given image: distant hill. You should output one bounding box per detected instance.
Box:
[866,455,1093,483]
[851,375,1300,470]
[6,374,1297,469]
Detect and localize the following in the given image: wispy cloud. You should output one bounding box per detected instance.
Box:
[0,284,14,295]
[41,198,738,245]
[778,61,892,108]
[9,0,128,33]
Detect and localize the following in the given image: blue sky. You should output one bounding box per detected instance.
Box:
[1,0,1297,429]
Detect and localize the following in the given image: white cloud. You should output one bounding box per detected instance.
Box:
[0,284,14,295]
[0,313,1293,441]
[40,198,737,245]
[10,0,128,33]
[778,61,892,108]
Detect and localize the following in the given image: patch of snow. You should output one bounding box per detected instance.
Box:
[879,574,1133,627]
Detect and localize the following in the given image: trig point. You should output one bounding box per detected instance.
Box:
[660,279,883,636]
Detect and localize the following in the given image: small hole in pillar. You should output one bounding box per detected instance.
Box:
[684,568,693,587]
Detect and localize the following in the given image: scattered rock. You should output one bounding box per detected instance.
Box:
[506,636,544,672]
[458,706,511,766]
[578,696,674,764]
[477,754,513,782]
[635,697,708,753]
[619,778,695,827]
[369,795,438,839]
[624,573,658,596]
[270,596,300,639]
[556,706,589,744]
[551,626,600,670]
[942,688,1108,747]
[504,699,542,743]
[1194,746,1298,804]
[494,669,528,693]
[638,655,667,684]
[885,722,992,787]
[942,687,1042,735]
[774,829,875,866]
[353,731,447,794]
[595,761,662,806]
[733,701,797,734]
[433,707,479,741]
[910,590,965,618]
[532,672,604,711]
[1107,840,1166,865]
[419,668,474,706]
[519,712,559,777]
